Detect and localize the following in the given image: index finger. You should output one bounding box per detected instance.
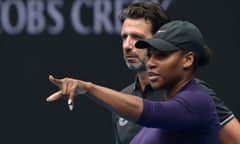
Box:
[46,91,62,102]
[49,75,62,87]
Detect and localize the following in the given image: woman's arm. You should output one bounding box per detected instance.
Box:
[46,75,143,121]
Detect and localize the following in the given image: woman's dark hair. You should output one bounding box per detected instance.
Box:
[192,45,212,71]
[198,45,212,66]
[119,2,170,34]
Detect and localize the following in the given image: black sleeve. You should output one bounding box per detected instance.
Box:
[194,78,234,126]
[112,114,121,144]
[112,83,142,144]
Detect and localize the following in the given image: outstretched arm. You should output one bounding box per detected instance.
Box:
[46,75,143,121]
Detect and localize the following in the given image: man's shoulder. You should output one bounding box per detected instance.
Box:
[121,82,135,93]
[194,78,234,125]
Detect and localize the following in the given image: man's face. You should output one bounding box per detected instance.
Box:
[121,18,153,71]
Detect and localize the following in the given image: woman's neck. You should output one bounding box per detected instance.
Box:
[165,76,193,100]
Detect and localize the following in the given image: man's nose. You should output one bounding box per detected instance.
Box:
[123,37,135,50]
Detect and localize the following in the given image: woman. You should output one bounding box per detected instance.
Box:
[47,20,220,144]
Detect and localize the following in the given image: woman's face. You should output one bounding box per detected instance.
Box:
[146,49,189,90]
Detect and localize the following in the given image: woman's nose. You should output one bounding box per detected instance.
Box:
[146,56,156,69]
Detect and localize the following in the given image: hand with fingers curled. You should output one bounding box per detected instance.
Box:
[46,75,87,110]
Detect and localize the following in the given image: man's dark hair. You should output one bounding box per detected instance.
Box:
[119,2,170,34]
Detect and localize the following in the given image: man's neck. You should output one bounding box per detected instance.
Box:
[137,70,150,91]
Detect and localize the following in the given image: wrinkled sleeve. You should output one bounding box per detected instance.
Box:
[136,91,213,129]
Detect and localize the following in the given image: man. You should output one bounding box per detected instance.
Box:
[113,2,240,144]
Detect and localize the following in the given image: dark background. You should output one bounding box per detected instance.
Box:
[2,0,239,143]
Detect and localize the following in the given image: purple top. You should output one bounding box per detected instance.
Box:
[130,80,220,144]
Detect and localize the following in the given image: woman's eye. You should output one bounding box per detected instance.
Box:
[147,50,153,57]
[157,53,168,57]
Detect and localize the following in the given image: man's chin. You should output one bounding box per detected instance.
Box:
[127,64,146,72]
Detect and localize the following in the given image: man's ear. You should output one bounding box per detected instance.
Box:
[183,51,194,69]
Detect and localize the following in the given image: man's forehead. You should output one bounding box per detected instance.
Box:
[121,30,152,38]
[122,18,152,30]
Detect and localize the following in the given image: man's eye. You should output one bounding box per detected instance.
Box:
[133,36,141,40]
[132,34,144,40]
[121,35,127,40]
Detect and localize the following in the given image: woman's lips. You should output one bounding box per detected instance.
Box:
[148,72,159,81]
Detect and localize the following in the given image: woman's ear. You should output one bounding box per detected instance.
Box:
[183,51,194,69]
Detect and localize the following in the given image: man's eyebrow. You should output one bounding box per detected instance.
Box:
[131,33,145,38]
[121,33,146,39]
